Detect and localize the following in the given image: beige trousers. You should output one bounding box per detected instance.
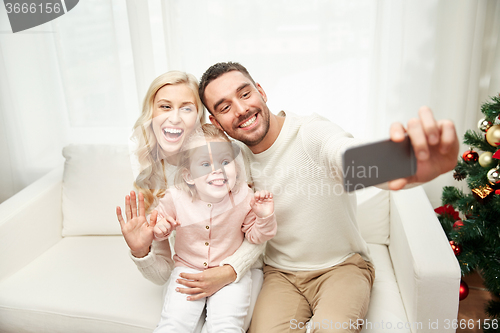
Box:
[248,254,375,333]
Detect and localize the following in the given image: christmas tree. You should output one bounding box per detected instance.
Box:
[435,94,500,329]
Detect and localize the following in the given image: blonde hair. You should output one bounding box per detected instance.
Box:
[174,124,244,201]
[133,71,206,212]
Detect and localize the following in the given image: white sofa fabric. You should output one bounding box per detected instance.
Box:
[0,144,461,333]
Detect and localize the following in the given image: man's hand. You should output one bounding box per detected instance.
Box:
[388,106,459,190]
[175,265,237,301]
[250,190,274,218]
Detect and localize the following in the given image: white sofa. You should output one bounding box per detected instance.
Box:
[0,144,461,333]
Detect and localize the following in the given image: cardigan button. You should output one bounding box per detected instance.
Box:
[207,203,212,208]
[205,242,209,246]
[206,225,210,230]
[203,262,207,266]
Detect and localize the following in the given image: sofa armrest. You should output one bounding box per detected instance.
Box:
[0,166,64,282]
[388,186,460,333]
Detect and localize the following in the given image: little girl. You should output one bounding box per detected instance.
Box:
[152,124,277,333]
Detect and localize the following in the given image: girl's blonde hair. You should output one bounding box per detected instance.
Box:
[174,124,244,201]
[133,71,206,212]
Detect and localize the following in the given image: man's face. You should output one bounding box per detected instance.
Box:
[205,71,271,147]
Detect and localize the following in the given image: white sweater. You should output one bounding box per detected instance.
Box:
[227,111,371,272]
[131,112,371,283]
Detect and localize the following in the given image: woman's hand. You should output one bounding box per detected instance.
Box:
[116,191,157,258]
[175,265,237,301]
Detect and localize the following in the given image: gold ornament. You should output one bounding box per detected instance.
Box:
[472,185,494,199]
[479,152,497,168]
[486,125,500,147]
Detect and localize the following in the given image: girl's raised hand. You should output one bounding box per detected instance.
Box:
[153,215,180,241]
[116,191,157,258]
[250,190,274,218]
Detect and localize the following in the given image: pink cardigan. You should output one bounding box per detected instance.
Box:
[156,184,276,271]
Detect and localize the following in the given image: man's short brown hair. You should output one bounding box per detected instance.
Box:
[198,62,256,114]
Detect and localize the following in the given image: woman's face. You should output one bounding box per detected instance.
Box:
[151,84,200,157]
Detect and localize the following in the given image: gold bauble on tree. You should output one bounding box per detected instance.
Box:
[479,151,497,168]
[486,125,500,147]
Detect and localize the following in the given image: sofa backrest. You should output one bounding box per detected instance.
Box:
[62,144,134,236]
[61,144,391,245]
[355,187,390,245]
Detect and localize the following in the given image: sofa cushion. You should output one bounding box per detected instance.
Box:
[356,187,390,245]
[363,244,410,332]
[0,238,407,333]
[62,145,134,236]
[0,236,162,333]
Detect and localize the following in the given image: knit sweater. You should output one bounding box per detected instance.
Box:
[130,155,267,285]
[155,185,276,271]
[130,111,371,283]
[228,111,371,271]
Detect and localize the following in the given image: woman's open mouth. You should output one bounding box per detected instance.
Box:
[162,127,184,142]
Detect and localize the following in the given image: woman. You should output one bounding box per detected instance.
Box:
[116,71,265,331]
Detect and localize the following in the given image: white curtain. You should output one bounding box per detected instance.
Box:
[1,0,499,206]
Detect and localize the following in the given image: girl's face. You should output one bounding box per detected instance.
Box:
[184,139,237,203]
[151,84,200,158]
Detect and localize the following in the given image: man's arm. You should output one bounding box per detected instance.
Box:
[303,108,458,191]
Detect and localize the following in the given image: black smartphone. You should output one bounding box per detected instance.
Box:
[342,135,417,192]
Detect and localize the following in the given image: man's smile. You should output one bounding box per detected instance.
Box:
[237,112,260,130]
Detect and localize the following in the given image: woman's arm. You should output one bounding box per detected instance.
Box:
[220,238,266,281]
[117,190,176,285]
[129,238,174,285]
[175,239,265,301]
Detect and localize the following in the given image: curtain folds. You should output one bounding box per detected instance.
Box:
[0,0,499,204]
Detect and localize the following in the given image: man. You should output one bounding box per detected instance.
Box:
[180,62,459,332]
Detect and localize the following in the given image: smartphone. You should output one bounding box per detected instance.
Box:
[342,135,417,192]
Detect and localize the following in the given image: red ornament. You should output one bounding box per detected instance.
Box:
[493,149,500,160]
[453,220,464,230]
[462,150,479,163]
[450,240,462,256]
[459,280,469,301]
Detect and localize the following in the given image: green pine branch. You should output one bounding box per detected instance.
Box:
[437,93,500,323]
[481,95,500,122]
[464,130,496,153]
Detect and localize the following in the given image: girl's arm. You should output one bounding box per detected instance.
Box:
[242,190,277,244]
